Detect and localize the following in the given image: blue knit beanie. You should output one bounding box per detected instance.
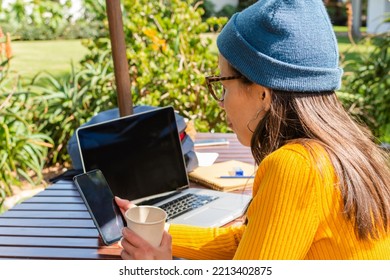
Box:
[217,0,343,92]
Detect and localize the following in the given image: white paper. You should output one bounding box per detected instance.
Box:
[195,152,219,166]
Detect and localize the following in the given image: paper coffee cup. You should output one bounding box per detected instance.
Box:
[125,206,167,247]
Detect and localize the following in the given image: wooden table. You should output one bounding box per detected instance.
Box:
[0,133,254,259]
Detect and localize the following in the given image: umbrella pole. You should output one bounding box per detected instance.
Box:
[106,0,133,116]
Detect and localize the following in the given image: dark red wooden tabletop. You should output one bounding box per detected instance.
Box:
[0,133,254,259]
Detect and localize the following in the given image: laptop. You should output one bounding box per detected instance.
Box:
[76,106,252,227]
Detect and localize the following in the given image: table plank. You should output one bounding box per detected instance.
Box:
[0,210,91,219]
[0,227,99,237]
[0,246,121,259]
[0,218,95,227]
[10,203,87,211]
[34,190,80,197]
[194,133,254,164]
[23,196,84,203]
[46,182,76,190]
[0,236,101,248]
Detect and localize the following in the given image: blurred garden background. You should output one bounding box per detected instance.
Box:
[0,0,389,212]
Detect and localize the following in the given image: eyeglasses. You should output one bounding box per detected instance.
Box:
[205,75,242,101]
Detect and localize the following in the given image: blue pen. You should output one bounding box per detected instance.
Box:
[219,175,254,179]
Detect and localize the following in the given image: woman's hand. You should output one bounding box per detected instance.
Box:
[120,228,172,260]
[114,196,173,260]
[114,196,136,216]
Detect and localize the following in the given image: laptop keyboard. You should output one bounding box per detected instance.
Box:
[159,193,218,221]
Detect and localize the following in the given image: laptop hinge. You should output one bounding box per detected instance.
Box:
[136,190,183,206]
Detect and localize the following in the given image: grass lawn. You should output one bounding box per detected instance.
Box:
[9,28,369,82]
[333,25,367,34]
[10,39,89,82]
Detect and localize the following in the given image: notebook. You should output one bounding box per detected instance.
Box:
[76,106,251,227]
[189,160,255,192]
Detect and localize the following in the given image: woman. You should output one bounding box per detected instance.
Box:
[116,0,390,259]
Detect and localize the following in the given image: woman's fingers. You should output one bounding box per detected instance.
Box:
[121,228,155,259]
[160,231,172,247]
[114,196,135,216]
[114,196,133,209]
[122,227,149,248]
[120,228,173,260]
[121,248,133,260]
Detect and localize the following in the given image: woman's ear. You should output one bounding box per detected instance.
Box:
[248,84,271,108]
[262,87,272,109]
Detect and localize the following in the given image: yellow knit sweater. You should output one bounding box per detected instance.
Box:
[169,143,390,259]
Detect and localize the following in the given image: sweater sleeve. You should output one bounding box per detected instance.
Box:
[234,146,320,259]
[169,223,246,260]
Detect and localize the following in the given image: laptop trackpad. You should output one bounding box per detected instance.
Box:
[183,207,232,226]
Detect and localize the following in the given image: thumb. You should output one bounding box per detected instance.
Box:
[114,196,135,214]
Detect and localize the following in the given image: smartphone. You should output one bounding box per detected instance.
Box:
[73,169,125,245]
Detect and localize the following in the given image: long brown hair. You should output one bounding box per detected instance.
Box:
[251,90,390,240]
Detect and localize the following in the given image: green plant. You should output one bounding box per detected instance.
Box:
[339,32,390,142]
[216,5,237,18]
[0,91,52,196]
[0,0,70,38]
[237,0,257,11]
[199,0,216,20]
[0,0,104,41]
[0,29,52,208]
[29,52,117,165]
[81,0,228,132]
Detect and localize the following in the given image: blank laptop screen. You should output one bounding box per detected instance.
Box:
[76,106,189,201]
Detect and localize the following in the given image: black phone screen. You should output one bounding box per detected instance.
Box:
[73,169,124,245]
